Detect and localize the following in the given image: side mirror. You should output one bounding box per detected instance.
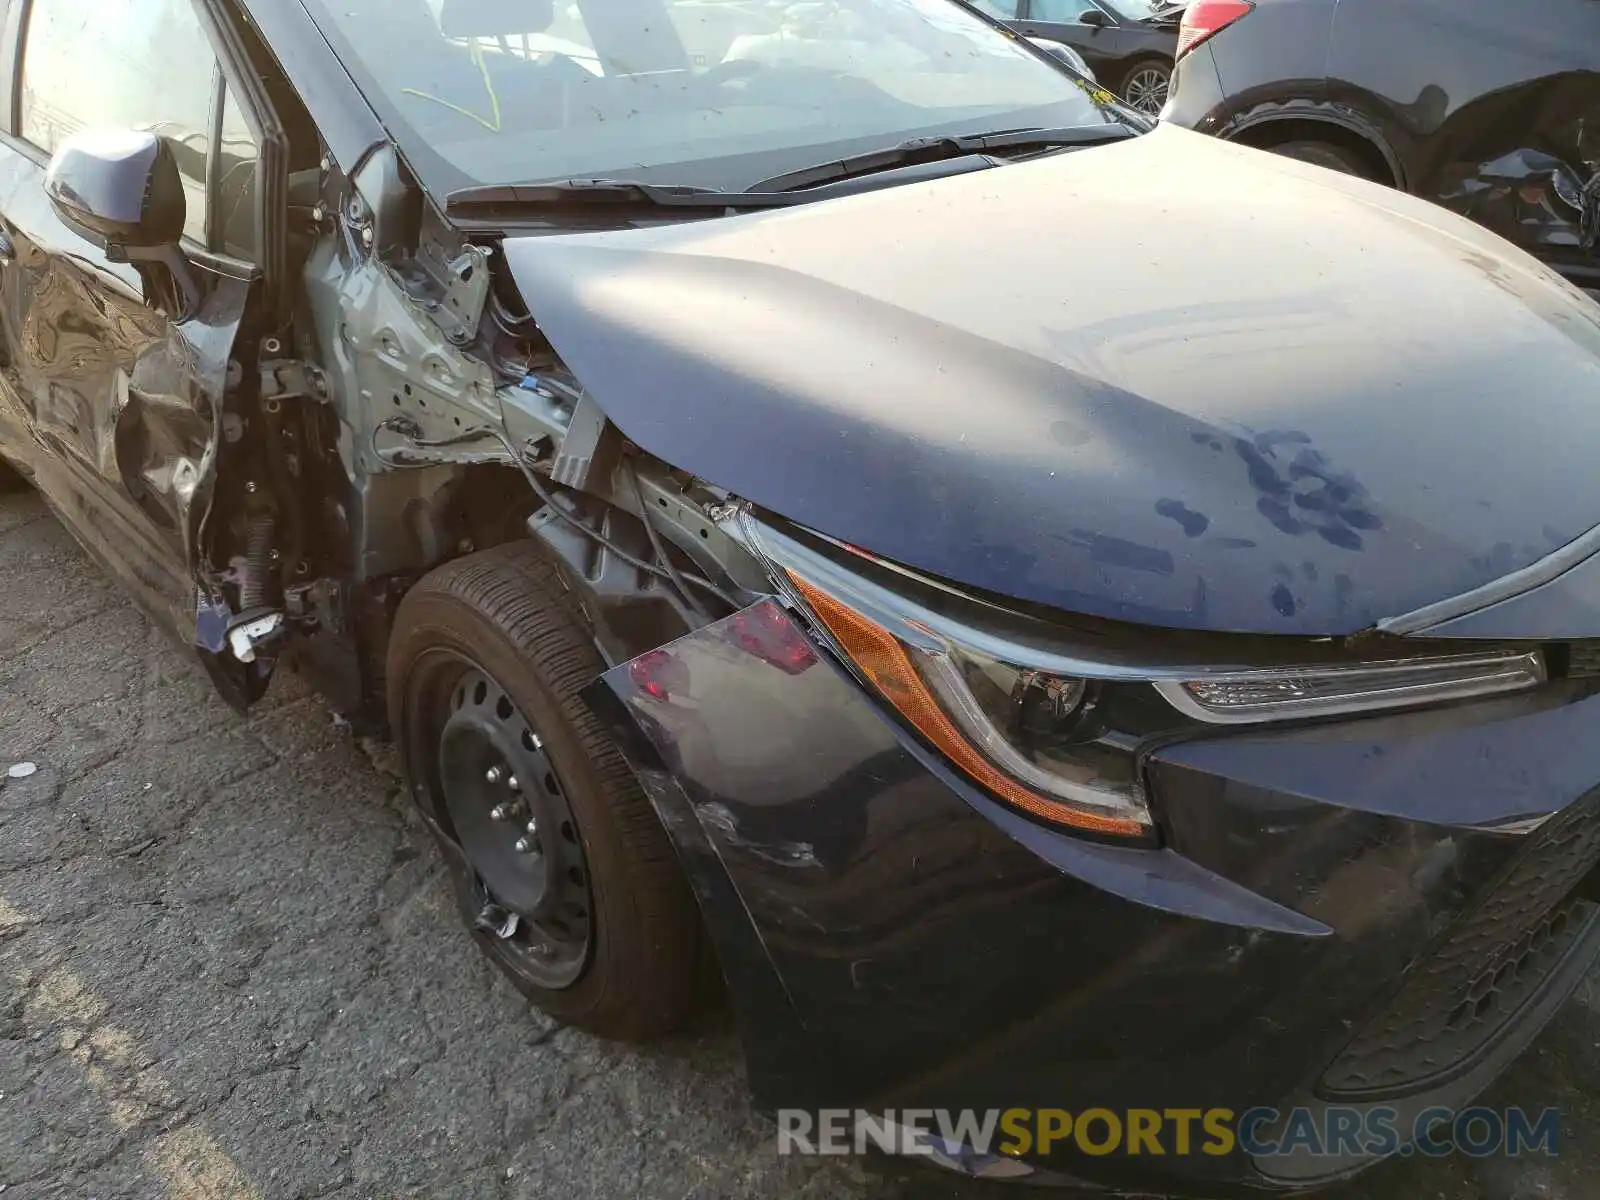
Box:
[44,130,198,317]
[45,129,185,254]
[1079,8,1109,27]
[1027,36,1097,81]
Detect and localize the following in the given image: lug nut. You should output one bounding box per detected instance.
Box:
[524,818,539,837]
[485,765,504,784]
[489,803,514,822]
[514,836,540,854]
[507,774,520,792]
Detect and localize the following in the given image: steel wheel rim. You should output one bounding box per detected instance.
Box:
[1124,66,1169,114]
[434,663,593,989]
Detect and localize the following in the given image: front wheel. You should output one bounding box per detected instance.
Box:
[388,540,708,1041]
[1118,58,1172,116]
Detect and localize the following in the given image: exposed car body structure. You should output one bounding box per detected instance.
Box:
[1163,0,1600,294]
[3,0,1600,1196]
[976,0,1181,113]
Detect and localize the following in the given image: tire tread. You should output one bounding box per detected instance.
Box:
[389,540,705,1041]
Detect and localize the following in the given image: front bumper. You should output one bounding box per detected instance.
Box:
[589,601,1600,1196]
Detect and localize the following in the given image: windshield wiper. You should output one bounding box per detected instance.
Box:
[445,178,805,218]
[747,124,1137,193]
[445,124,1138,219]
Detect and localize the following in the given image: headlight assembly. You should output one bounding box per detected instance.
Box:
[733,515,1546,841]
[787,571,1149,837]
[1154,654,1545,724]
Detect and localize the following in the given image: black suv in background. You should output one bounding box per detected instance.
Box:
[1164,0,1600,293]
[974,0,1183,113]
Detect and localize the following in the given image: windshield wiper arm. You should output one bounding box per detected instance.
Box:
[446,125,1138,218]
[747,124,1137,193]
[445,178,805,217]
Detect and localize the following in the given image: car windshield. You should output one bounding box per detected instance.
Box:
[304,0,1121,194]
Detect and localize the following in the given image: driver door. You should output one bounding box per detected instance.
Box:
[0,0,257,633]
[1014,0,1129,78]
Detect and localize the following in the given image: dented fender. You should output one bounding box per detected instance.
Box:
[584,600,1335,1115]
[582,599,1600,1168]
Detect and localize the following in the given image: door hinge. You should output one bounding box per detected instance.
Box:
[260,358,331,404]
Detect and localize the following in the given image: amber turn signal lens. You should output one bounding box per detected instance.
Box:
[787,572,1147,838]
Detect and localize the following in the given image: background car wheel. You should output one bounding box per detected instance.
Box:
[1267,140,1373,178]
[388,540,708,1041]
[1118,58,1171,116]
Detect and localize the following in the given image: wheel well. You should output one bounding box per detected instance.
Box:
[1229,119,1395,186]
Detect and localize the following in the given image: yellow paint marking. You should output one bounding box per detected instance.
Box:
[401,40,505,133]
[12,917,261,1198]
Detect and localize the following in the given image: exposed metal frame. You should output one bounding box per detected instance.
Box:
[237,0,385,175]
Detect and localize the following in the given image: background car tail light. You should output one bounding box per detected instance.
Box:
[1176,0,1254,60]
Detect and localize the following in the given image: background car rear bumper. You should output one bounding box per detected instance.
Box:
[589,601,1600,1194]
[1160,45,1232,132]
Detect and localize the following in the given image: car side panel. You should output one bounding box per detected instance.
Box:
[1328,0,1600,274]
[0,142,247,633]
[1013,10,1123,76]
[1016,6,1175,86]
[1202,0,1337,112]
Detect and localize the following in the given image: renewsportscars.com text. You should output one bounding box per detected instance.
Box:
[777,1105,1560,1161]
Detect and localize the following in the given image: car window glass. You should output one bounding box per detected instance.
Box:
[217,87,260,260]
[1096,0,1167,19]
[1037,0,1160,17]
[965,0,1022,18]
[20,0,217,246]
[308,0,1117,194]
[1030,0,1091,19]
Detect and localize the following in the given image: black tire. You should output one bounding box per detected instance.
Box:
[388,540,706,1041]
[1117,57,1171,116]
[1268,139,1373,179]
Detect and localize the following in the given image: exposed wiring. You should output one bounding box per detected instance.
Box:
[373,416,737,608]
[492,426,739,610]
[627,458,706,618]
[373,416,492,462]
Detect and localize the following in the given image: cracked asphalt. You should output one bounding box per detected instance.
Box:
[1,488,1598,1200]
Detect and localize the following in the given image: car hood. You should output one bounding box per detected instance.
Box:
[501,125,1600,636]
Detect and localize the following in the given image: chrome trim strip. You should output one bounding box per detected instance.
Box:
[1376,520,1600,635]
[737,515,1549,725]
[1153,652,1546,725]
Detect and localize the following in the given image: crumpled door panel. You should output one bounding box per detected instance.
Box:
[0,142,245,633]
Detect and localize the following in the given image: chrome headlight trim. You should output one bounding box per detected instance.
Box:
[731,513,1548,728]
[1153,652,1547,724]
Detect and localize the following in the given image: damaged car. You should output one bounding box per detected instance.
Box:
[1162,0,1600,294]
[4,0,1600,1195]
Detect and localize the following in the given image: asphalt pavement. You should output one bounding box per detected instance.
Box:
[1,488,1597,1199]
